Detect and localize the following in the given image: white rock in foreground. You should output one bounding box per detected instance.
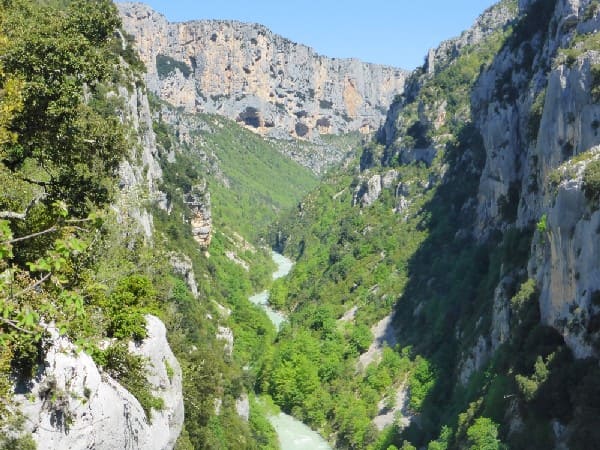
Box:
[16,315,184,450]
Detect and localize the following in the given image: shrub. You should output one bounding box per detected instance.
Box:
[466,417,504,450]
[103,275,156,341]
[583,159,600,202]
[528,90,546,140]
[536,214,548,233]
[592,64,600,103]
[511,279,538,320]
[92,343,164,420]
[295,122,309,137]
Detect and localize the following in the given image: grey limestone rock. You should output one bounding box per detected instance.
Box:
[184,183,212,250]
[235,394,250,422]
[15,315,183,450]
[216,326,234,358]
[169,253,199,297]
[115,81,166,240]
[117,2,408,142]
[532,149,600,358]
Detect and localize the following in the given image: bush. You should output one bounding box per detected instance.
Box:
[103,275,156,341]
[583,159,600,203]
[511,279,538,321]
[92,343,164,420]
[528,90,546,140]
[466,417,504,450]
[591,64,600,103]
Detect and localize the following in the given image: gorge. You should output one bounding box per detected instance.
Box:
[1,0,600,449]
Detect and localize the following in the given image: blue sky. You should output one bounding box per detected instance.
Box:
[118,1,499,69]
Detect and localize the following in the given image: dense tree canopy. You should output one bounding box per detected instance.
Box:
[0,0,125,217]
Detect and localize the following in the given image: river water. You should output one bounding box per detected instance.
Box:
[269,412,332,450]
[248,251,293,330]
[250,251,332,450]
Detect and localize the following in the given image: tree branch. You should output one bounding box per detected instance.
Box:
[12,272,52,298]
[0,316,37,335]
[3,226,58,245]
[0,211,26,220]
[0,192,47,221]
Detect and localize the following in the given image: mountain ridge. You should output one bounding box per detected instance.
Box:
[117,2,408,143]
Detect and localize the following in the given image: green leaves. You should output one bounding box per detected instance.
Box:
[27,236,87,275]
[466,418,504,450]
[0,220,13,260]
[0,0,126,216]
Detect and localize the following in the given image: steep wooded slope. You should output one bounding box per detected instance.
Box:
[267,0,600,448]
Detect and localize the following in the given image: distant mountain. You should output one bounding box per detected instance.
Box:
[117,2,408,141]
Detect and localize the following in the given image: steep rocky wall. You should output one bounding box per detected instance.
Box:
[116,77,166,238]
[531,149,600,358]
[117,2,408,141]
[16,316,184,450]
[472,0,599,236]
[185,183,212,250]
[378,0,518,149]
[472,0,600,356]
[373,0,600,380]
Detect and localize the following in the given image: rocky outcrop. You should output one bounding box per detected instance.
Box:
[378,0,518,149]
[427,0,518,72]
[531,148,600,358]
[216,326,234,358]
[169,253,199,297]
[116,79,166,239]
[117,3,407,141]
[184,183,212,250]
[235,394,250,422]
[353,170,399,207]
[473,0,600,237]
[16,315,184,450]
[470,0,600,356]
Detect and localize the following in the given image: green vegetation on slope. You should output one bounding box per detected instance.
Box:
[149,105,328,448]
[258,1,600,449]
[256,19,515,450]
[0,0,156,445]
[206,116,319,240]
[152,107,319,241]
[0,1,283,448]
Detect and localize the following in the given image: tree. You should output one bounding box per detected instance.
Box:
[466,418,504,450]
[0,0,129,440]
[0,0,126,217]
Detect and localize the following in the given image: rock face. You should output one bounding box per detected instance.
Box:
[378,0,518,149]
[184,183,212,250]
[532,149,600,358]
[169,252,199,297]
[16,315,184,450]
[116,79,165,239]
[472,0,600,238]
[470,0,600,356]
[117,2,408,141]
[371,0,600,401]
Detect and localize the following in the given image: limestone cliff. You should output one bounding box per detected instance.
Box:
[342,2,600,444]
[15,316,184,450]
[117,2,408,141]
[377,0,600,362]
[115,48,166,239]
[184,183,212,250]
[470,0,600,357]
